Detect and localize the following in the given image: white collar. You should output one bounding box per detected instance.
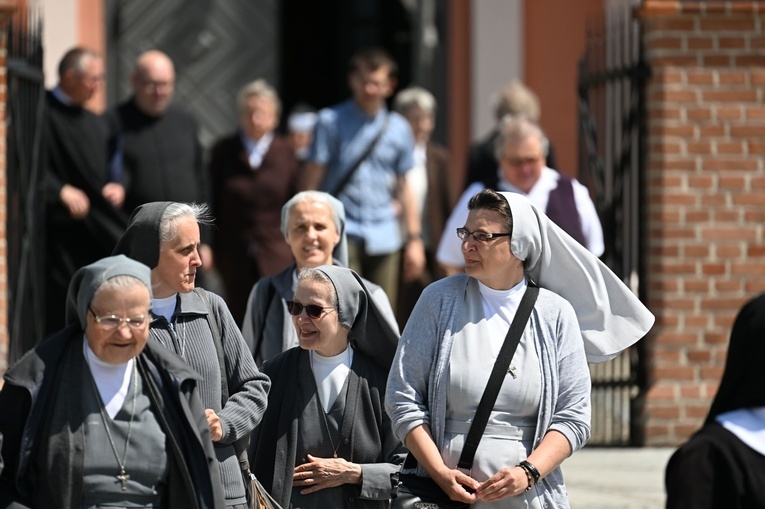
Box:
[52,86,75,106]
[717,407,765,456]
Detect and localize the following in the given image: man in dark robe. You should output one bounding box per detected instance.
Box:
[105,50,212,273]
[43,47,127,336]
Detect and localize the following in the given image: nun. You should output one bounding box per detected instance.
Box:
[0,255,224,508]
[250,265,406,508]
[386,189,654,508]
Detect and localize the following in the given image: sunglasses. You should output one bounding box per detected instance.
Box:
[286,300,335,319]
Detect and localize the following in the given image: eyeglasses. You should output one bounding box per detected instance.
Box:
[89,307,148,331]
[456,228,512,243]
[286,301,335,319]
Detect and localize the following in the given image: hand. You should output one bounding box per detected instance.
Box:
[101,182,125,208]
[432,467,480,504]
[293,454,362,494]
[59,184,90,220]
[476,466,530,502]
[205,409,223,442]
[402,237,426,283]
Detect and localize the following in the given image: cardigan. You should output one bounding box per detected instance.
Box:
[148,290,270,505]
[385,274,591,508]
[251,347,406,509]
[0,324,224,508]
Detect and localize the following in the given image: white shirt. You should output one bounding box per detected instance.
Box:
[436,167,605,268]
[83,337,134,419]
[152,294,177,324]
[717,407,765,456]
[311,347,354,413]
[241,131,274,169]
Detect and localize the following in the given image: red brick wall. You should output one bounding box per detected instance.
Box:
[638,1,765,445]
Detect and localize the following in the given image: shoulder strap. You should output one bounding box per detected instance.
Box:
[193,288,229,406]
[457,286,539,470]
[328,113,389,197]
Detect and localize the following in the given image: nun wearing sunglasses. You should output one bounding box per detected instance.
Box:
[249,265,406,509]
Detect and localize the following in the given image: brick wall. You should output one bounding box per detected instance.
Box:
[638,1,765,445]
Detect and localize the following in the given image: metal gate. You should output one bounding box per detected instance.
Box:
[6,11,46,364]
[105,0,279,148]
[577,4,651,445]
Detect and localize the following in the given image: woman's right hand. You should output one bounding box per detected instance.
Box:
[432,467,480,504]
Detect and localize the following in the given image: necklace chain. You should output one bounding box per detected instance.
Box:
[88,359,138,491]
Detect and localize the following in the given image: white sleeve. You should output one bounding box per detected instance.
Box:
[435,183,484,268]
[572,179,605,257]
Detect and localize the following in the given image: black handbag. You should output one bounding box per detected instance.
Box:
[390,286,539,509]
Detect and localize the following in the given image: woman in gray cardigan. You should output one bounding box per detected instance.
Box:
[385,190,654,508]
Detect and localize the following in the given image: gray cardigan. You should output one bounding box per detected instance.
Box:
[385,274,591,508]
[150,290,270,506]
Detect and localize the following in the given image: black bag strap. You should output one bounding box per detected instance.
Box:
[456,285,539,470]
[328,113,389,197]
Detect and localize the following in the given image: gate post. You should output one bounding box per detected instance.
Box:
[0,0,17,377]
[637,1,765,446]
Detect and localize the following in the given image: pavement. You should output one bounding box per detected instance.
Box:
[562,447,675,509]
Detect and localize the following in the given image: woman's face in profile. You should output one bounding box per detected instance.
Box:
[291,277,349,357]
[153,217,202,298]
[461,208,522,291]
[85,283,151,364]
[285,201,341,269]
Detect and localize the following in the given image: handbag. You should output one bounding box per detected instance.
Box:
[195,288,283,509]
[390,286,539,509]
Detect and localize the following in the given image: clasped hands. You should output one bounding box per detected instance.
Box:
[434,465,533,503]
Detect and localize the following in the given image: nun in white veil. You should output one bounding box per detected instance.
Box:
[386,189,654,509]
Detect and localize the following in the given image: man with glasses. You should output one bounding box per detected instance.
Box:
[43,47,127,336]
[105,50,207,217]
[437,116,603,275]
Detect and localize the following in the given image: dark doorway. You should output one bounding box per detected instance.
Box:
[279,0,413,120]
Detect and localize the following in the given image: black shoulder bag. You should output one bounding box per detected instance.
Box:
[194,288,282,509]
[390,286,539,509]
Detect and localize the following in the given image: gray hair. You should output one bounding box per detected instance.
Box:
[237,79,281,117]
[494,115,550,160]
[281,191,339,237]
[92,275,152,308]
[394,86,437,116]
[159,203,214,247]
[493,80,541,122]
[297,267,339,311]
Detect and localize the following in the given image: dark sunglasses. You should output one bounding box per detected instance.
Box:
[286,300,334,319]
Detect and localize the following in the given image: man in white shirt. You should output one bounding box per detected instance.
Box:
[437,116,604,274]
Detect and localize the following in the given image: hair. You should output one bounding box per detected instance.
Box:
[467,189,514,234]
[494,115,550,161]
[393,86,436,116]
[282,191,339,237]
[237,79,282,117]
[159,203,214,248]
[493,80,541,122]
[58,47,100,78]
[297,267,339,311]
[91,275,151,309]
[348,46,398,78]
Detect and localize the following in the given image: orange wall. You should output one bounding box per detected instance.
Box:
[78,0,105,112]
[524,0,604,177]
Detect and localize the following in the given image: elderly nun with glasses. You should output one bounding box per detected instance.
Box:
[0,255,224,508]
[250,265,406,508]
[386,189,654,508]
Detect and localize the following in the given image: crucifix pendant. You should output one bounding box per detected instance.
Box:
[116,467,130,491]
[507,365,518,379]
[333,452,338,458]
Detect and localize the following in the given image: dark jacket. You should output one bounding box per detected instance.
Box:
[0,324,225,509]
[251,347,406,509]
